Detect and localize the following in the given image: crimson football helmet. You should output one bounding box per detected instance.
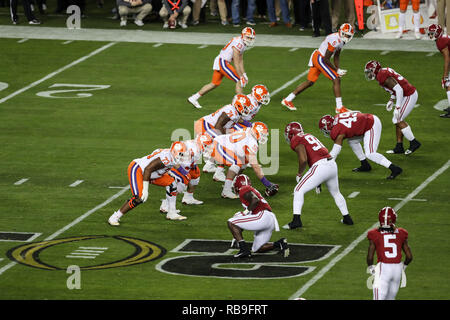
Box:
[364,60,382,81]
[318,115,334,137]
[241,27,256,46]
[428,24,443,40]
[232,94,252,116]
[378,206,397,229]
[284,122,304,143]
[233,174,252,194]
[339,23,354,44]
[251,84,270,105]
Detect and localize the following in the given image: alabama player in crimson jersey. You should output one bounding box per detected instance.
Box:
[319,112,403,180]
[228,174,289,258]
[187,27,255,109]
[364,60,421,155]
[283,121,353,229]
[367,207,413,300]
[281,23,354,113]
[108,141,191,225]
[428,23,450,118]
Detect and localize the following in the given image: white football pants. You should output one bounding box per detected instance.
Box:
[293,158,348,216]
[392,90,418,124]
[373,262,403,300]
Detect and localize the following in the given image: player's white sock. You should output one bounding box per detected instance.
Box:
[401,125,415,141]
[223,179,233,192]
[286,93,296,102]
[167,194,177,212]
[192,93,201,100]
[183,191,194,200]
[336,97,343,109]
[413,12,420,32]
[398,13,405,33]
[446,90,450,105]
[113,210,123,219]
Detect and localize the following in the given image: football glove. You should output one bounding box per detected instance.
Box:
[368,265,376,275]
[240,75,248,88]
[265,184,279,197]
[141,181,149,203]
[442,77,449,89]
[386,99,394,112]
[337,68,347,77]
[296,174,302,183]
[315,184,322,194]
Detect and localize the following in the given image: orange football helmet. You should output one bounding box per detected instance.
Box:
[232,94,252,116]
[195,133,213,152]
[339,23,354,44]
[170,141,189,164]
[241,27,256,46]
[251,121,269,144]
[251,84,270,105]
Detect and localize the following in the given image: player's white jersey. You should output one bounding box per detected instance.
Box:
[133,148,175,179]
[213,36,248,70]
[308,33,344,67]
[203,104,241,129]
[242,94,261,121]
[215,128,259,163]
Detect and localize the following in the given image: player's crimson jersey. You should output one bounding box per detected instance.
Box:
[239,185,272,215]
[290,133,330,167]
[376,67,416,96]
[330,112,375,140]
[367,227,409,264]
[436,34,450,52]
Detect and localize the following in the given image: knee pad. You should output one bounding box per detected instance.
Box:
[128,195,143,209]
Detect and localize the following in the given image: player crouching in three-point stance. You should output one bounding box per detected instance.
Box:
[319,112,403,179]
[108,141,191,226]
[188,27,255,109]
[281,23,354,113]
[283,121,353,230]
[364,60,421,155]
[367,207,413,300]
[227,174,289,258]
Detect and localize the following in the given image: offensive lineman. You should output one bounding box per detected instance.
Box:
[228,174,289,258]
[283,121,353,229]
[367,206,413,300]
[188,27,255,109]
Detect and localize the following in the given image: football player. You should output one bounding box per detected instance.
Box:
[228,174,288,258]
[319,111,403,179]
[209,121,279,199]
[367,207,413,300]
[364,60,421,155]
[194,94,252,181]
[283,121,353,230]
[187,27,255,109]
[281,23,354,113]
[159,134,213,213]
[108,141,191,225]
[428,24,450,118]
[232,84,271,131]
[396,0,421,39]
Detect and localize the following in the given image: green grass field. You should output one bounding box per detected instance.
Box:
[0,15,449,304]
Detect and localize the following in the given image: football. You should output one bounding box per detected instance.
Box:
[169,19,177,29]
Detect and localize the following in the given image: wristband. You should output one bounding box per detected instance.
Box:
[242,120,252,127]
[260,176,272,188]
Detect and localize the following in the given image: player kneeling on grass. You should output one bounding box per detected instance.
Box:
[208,121,279,199]
[367,207,413,300]
[228,174,289,258]
[108,141,191,226]
[283,121,353,230]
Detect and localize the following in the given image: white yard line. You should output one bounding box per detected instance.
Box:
[348,191,360,199]
[0,186,128,276]
[0,41,116,105]
[14,178,29,185]
[17,38,29,43]
[270,69,309,97]
[289,159,450,300]
[69,180,84,187]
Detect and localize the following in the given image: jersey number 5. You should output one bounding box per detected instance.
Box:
[383,234,398,258]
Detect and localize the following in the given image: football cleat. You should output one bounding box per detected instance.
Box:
[386,144,405,154]
[203,161,217,173]
[188,96,202,109]
[387,164,402,180]
[341,214,354,225]
[234,249,252,258]
[274,238,290,257]
[221,190,239,199]
[159,199,181,214]
[281,99,296,111]
[352,164,372,172]
[405,140,421,155]
[282,216,303,230]
[335,106,351,113]
[166,211,187,220]
[108,214,120,226]
[213,169,226,182]
[181,196,204,205]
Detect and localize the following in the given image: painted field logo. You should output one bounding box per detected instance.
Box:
[7,235,166,270]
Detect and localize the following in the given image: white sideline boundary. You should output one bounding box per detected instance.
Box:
[0,41,116,104]
[0,186,128,276]
[289,159,450,300]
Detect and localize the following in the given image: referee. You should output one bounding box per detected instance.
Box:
[10,0,41,24]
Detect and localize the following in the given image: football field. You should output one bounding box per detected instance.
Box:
[0,29,449,303]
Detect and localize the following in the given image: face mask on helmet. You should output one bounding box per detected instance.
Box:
[319,115,334,137]
[428,24,443,40]
[339,23,354,44]
[241,27,256,46]
[252,122,269,144]
[364,61,380,81]
[233,94,251,116]
[170,141,190,164]
[284,122,304,143]
[252,85,270,105]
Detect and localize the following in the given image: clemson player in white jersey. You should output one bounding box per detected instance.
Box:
[195,95,251,181]
[208,121,278,199]
[281,23,354,114]
[159,134,213,212]
[108,141,191,225]
[188,27,255,109]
